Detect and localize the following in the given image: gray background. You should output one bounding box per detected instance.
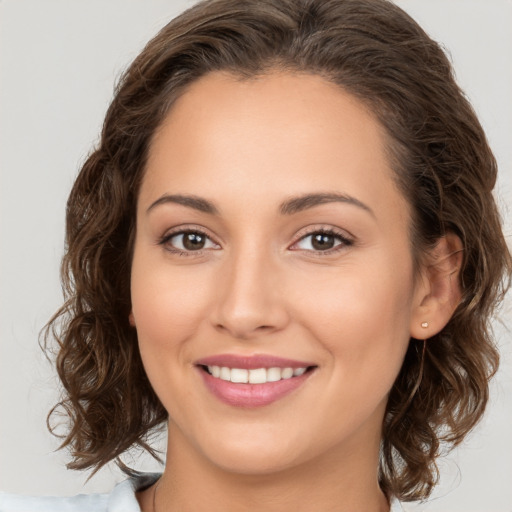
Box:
[1,1,511,510]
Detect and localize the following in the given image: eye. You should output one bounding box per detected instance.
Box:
[292,229,353,253]
[160,229,220,253]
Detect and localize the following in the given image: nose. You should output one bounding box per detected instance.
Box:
[210,248,290,340]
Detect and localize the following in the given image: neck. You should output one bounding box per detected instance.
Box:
[144,422,389,512]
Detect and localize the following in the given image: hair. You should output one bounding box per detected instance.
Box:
[43,0,511,502]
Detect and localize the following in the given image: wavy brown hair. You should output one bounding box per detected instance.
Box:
[43,0,511,501]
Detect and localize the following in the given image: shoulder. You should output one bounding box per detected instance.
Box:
[0,473,160,512]
[390,498,422,512]
[0,492,108,511]
[389,497,411,512]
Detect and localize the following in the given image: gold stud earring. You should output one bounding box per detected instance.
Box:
[421,322,429,328]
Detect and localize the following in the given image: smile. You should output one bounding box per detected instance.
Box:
[195,355,316,408]
[204,365,307,383]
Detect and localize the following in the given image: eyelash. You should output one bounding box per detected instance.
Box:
[291,228,354,256]
[158,227,216,257]
[158,226,354,257]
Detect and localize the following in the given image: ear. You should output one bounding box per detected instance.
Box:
[410,233,463,339]
[129,311,136,327]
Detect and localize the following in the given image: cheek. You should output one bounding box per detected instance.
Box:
[294,259,414,379]
[130,254,217,412]
[130,253,213,354]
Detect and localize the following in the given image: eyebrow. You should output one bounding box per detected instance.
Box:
[146,192,374,218]
[147,194,220,215]
[279,192,375,218]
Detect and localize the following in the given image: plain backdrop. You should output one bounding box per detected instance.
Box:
[1,1,511,510]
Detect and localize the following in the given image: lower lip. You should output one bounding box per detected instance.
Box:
[198,368,313,408]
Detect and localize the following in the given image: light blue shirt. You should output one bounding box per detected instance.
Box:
[0,473,159,512]
[0,473,407,511]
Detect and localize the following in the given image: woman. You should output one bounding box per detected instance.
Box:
[1,0,510,510]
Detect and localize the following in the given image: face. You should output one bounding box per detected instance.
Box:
[130,72,425,475]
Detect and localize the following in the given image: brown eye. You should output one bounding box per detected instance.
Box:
[311,233,336,250]
[163,230,220,253]
[293,230,353,253]
[182,232,206,250]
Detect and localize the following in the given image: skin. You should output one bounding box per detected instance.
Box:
[131,72,461,512]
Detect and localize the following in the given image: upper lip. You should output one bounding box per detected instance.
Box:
[195,354,316,369]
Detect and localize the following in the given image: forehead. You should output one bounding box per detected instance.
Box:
[149,71,386,170]
[142,71,409,229]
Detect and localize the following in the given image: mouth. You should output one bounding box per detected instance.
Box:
[200,364,313,383]
[195,355,317,408]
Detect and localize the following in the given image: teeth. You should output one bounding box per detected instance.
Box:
[281,367,293,379]
[266,367,282,382]
[206,365,308,383]
[230,368,248,383]
[248,368,267,384]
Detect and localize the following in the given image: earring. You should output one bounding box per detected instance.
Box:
[421,321,428,328]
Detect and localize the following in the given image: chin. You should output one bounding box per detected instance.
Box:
[197,431,306,476]
[209,450,300,476]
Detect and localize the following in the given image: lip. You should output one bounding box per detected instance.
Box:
[195,354,316,408]
[195,353,315,369]
[198,368,314,407]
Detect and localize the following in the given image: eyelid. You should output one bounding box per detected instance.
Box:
[159,223,218,240]
[289,225,354,253]
[158,224,221,253]
[157,223,354,256]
